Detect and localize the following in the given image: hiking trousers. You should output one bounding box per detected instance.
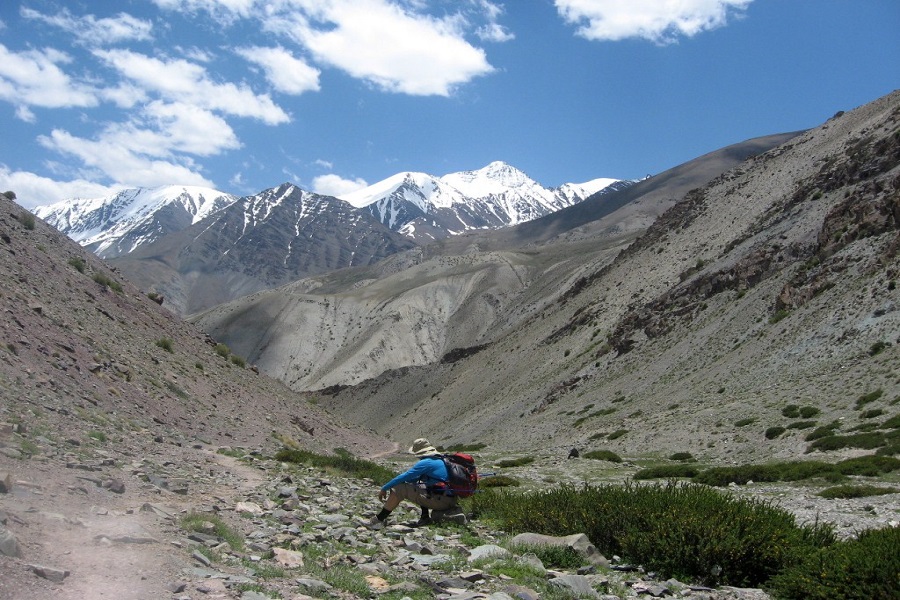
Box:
[391,483,458,511]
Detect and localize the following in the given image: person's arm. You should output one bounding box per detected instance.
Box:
[381,461,430,492]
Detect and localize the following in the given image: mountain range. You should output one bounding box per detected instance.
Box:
[20,90,900,466]
[35,162,625,315]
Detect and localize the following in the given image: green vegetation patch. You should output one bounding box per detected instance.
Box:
[817,484,900,499]
[275,447,395,483]
[856,389,884,409]
[180,512,244,551]
[582,449,622,463]
[768,525,900,600]
[473,481,835,588]
[479,475,520,488]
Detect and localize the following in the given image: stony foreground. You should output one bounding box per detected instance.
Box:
[0,442,791,600]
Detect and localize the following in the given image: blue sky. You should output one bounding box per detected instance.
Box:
[1,0,898,209]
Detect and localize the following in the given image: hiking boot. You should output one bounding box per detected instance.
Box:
[413,517,433,527]
[362,516,384,530]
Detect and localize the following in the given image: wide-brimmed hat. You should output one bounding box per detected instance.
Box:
[408,438,439,456]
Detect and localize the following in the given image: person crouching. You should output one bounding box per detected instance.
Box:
[365,438,463,529]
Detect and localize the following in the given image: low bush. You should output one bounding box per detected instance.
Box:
[767,526,900,599]
[860,408,885,419]
[508,543,586,569]
[798,406,820,418]
[155,338,174,353]
[817,484,900,499]
[787,420,816,430]
[474,481,835,588]
[93,273,124,293]
[882,414,900,429]
[607,429,629,440]
[453,442,487,452]
[856,389,884,409]
[479,475,520,488]
[583,449,622,463]
[632,465,699,480]
[692,456,900,486]
[669,452,694,461]
[806,432,886,453]
[805,421,841,441]
[214,343,230,358]
[68,257,86,273]
[765,426,786,440]
[781,404,800,418]
[734,418,756,427]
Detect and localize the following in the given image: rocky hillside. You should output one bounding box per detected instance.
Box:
[299,91,900,464]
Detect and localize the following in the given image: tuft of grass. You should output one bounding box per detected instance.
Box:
[496,457,535,468]
[856,389,884,409]
[230,354,246,368]
[817,484,900,499]
[92,272,124,293]
[734,418,756,427]
[155,338,174,353]
[479,475,520,488]
[214,343,230,358]
[180,512,244,551]
[582,449,622,463]
[275,447,395,483]
[87,430,107,443]
[18,211,36,230]
[607,429,629,440]
[68,257,86,273]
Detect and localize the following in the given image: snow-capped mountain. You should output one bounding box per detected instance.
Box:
[34,185,238,258]
[340,161,622,241]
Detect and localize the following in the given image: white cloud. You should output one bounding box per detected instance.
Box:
[312,173,368,197]
[313,159,334,170]
[0,166,120,209]
[0,44,99,113]
[94,49,290,124]
[21,7,153,46]
[286,0,494,96]
[554,0,753,43]
[35,101,238,191]
[237,46,321,95]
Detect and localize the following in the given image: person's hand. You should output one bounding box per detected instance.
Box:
[378,489,388,502]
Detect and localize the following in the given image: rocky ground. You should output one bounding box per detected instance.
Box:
[2,434,898,600]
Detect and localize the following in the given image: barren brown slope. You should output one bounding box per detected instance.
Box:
[316,91,900,464]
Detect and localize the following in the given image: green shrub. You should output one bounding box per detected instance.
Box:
[18,211,36,230]
[882,414,900,429]
[583,449,622,463]
[734,418,756,427]
[798,406,820,418]
[856,389,884,409]
[633,465,699,480]
[769,309,790,324]
[608,429,629,440]
[230,354,246,368]
[473,482,835,587]
[805,421,841,441]
[807,432,886,453]
[817,484,900,499]
[765,426,786,440]
[479,475,520,488]
[868,341,889,356]
[68,257,86,273]
[92,273,123,293]
[669,452,694,461]
[860,408,884,419]
[496,457,535,468]
[768,526,900,599]
[508,543,586,569]
[155,338,174,353]
[214,343,230,358]
[781,404,800,418]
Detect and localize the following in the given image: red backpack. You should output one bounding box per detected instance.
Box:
[440,452,478,498]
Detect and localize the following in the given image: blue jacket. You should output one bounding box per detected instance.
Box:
[381,456,448,492]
